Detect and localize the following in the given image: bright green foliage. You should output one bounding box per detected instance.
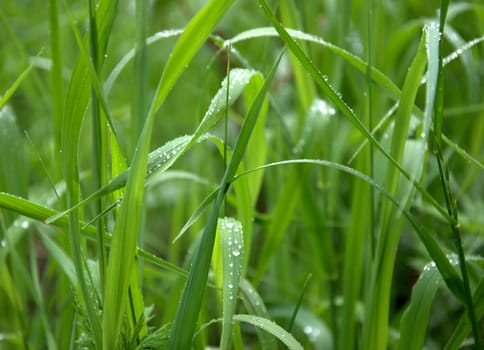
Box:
[0,0,483,349]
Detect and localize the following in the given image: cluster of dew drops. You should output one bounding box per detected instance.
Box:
[221,218,243,301]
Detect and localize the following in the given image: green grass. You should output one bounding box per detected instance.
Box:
[0,0,483,349]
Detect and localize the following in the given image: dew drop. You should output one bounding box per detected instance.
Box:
[304,325,313,335]
[232,250,241,257]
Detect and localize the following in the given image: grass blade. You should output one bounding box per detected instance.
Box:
[0,63,33,111]
[168,48,283,349]
[216,217,244,350]
[239,279,277,350]
[397,261,444,350]
[232,314,303,350]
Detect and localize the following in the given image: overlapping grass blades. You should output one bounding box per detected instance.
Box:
[0,192,187,278]
[232,314,303,350]
[431,0,481,345]
[362,24,428,350]
[253,98,335,284]
[103,0,236,348]
[0,0,482,348]
[168,48,283,349]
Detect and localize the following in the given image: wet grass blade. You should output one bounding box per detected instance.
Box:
[232,314,303,350]
[168,48,283,349]
[217,217,244,350]
[239,279,277,349]
[397,261,444,350]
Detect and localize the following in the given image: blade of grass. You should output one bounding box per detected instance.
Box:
[216,217,244,350]
[397,261,445,350]
[239,279,277,350]
[0,63,33,111]
[271,307,333,350]
[48,0,64,171]
[232,314,303,350]
[168,48,283,349]
[88,0,108,299]
[232,72,268,272]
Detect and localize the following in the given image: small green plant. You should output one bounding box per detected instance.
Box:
[0,0,482,349]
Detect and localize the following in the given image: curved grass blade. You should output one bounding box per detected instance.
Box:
[225,27,400,100]
[232,314,303,350]
[168,48,283,349]
[399,256,484,350]
[104,29,184,94]
[239,279,277,350]
[270,307,333,350]
[233,159,465,302]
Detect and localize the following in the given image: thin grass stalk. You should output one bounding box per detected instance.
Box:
[433,0,481,345]
[223,42,231,214]
[88,0,107,298]
[366,0,376,258]
[340,161,371,350]
[132,0,148,156]
[48,0,64,176]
